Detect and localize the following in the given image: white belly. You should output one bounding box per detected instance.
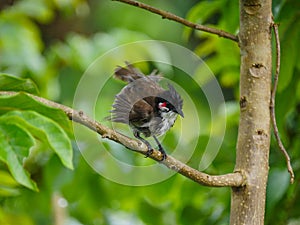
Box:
[150,111,177,136]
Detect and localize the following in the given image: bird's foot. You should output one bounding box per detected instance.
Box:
[153,135,167,161]
[144,146,166,161]
[157,146,167,161]
[139,139,154,158]
[133,132,167,161]
[134,132,154,158]
[145,148,154,158]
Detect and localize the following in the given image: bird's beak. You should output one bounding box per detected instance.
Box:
[177,109,184,118]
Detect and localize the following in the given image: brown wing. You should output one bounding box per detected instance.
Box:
[129,99,154,126]
[110,76,163,124]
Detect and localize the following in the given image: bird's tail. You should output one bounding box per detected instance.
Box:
[114,62,145,83]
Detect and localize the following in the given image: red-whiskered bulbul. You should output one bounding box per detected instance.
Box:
[110,62,184,160]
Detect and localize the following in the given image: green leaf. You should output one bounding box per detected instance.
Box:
[186,1,224,24]
[1,111,73,170]
[183,1,224,40]
[0,14,46,75]
[277,10,300,92]
[0,74,39,95]
[0,170,21,197]
[0,118,35,160]
[12,0,54,23]
[0,170,20,187]
[0,124,38,191]
[0,92,72,135]
[266,168,290,212]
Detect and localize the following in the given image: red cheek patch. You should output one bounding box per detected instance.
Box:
[159,102,167,108]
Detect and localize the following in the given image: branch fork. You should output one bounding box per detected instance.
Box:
[271,23,294,184]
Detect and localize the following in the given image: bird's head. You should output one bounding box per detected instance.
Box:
[156,83,184,118]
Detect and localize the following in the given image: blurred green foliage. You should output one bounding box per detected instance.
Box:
[0,0,299,224]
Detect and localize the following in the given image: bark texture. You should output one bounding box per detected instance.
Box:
[230,0,272,224]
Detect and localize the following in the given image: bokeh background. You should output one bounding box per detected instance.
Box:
[0,0,299,224]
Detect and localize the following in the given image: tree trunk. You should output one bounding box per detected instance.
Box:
[230,0,272,224]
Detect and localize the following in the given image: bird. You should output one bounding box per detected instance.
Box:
[110,62,184,160]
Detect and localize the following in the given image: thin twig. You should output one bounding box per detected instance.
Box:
[270,23,294,184]
[0,91,246,187]
[112,0,238,42]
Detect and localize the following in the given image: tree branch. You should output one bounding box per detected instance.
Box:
[0,91,246,187]
[270,23,294,184]
[112,0,238,42]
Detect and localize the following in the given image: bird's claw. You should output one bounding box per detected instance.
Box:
[144,148,167,161]
[144,148,154,158]
[158,147,167,161]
